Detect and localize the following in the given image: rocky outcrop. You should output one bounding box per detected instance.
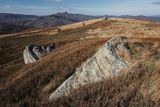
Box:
[23,44,55,64]
[49,36,132,100]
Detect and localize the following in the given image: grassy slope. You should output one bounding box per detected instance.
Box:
[0,19,160,107]
[53,43,160,107]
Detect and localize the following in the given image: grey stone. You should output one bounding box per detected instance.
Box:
[49,36,132,100]
[23,44,55,64]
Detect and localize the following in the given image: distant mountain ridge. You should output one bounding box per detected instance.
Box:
[26,12,97,28]
[0,12,97,28]
[0,12,98,34]
[104,15,160,22]
[0,12,97,34]
[0,12,160,35]
[117,15,160,22]
[0,13,38,26]
[0,13,38,34]
[1,12,160,27]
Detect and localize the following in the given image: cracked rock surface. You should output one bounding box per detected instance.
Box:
[23,44,55,64]
[49,36,132,100]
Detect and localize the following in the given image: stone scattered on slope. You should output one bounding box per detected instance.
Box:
[23,44,55,64]
[49,36,132,100]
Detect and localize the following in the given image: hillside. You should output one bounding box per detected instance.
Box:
[0,18,160,107]
[26,12,98,28]
[0,12,160,35]
[0,13,38,35]
[0,12,97,34]
[0,22,31,35]
[0,12,97,27]
[0,13,38,26]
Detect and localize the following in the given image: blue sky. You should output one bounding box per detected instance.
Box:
[0,0,160,15]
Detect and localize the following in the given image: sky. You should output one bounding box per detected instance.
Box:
[0,0,160,16]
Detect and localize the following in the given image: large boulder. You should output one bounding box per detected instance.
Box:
[49,36,132,100]
[23,44,55,64]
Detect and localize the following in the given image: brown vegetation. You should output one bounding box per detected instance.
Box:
[53,65,160,107]
[0,18,160,107]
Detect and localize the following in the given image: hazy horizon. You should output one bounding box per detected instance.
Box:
[0,11,160,17]
[0,0,160,16]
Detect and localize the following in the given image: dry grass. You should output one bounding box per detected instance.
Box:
[52,64,159,107]
[0,38,106,106]
[0,18,160,107]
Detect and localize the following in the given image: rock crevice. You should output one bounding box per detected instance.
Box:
[23,44,55,64]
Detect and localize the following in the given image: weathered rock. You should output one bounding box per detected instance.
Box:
[23,44,55,64]
[49,36,132,100]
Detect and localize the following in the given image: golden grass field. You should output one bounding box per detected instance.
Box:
[0,18,160,107]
